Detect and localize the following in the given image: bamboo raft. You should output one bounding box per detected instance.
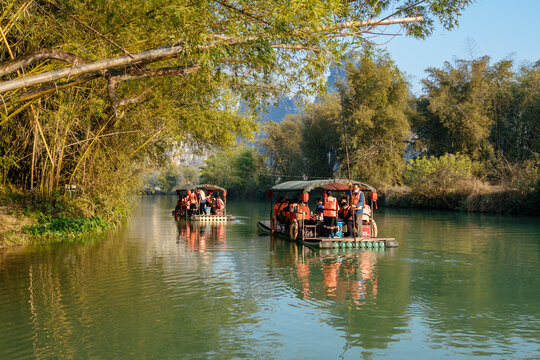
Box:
[190,214,235,221]
[257,220,398,249]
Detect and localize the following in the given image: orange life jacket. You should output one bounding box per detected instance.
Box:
[217,198,225,209]
[323,196,338,217]
[295,203,311,220]
[278,201,288,216]
[273,202,282,217]
[351,191,362,207]
[287,202,298,221]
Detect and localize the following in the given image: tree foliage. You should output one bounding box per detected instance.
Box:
[413,57,540,162]
[340,56,410,183]
[200,145,271,198]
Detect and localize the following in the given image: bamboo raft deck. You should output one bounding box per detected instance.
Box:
[257,220,398,249]
[190,214,236,221]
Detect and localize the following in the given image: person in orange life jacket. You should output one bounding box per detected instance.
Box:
[216,195,225,215]
[351,184,365,236]
[323,190,339,238]
[296,200,311,221]
[338,197,354,237]
[278,199,289,224]
[286,198,299,223]
[292,198,312,224]
[181,195,189,215]
[274,197,285,218]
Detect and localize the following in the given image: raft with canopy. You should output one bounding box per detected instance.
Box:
[172,184,235,221]
[257,178,397,249]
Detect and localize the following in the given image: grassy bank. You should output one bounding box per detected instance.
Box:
[380,182,540,215]
[378,154,540,215]
[0,186,111,248]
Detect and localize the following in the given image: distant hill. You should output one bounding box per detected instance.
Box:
[253,96,301,124]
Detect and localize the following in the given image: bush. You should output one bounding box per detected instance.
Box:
[23,215,109,238]
[403,154,480,200]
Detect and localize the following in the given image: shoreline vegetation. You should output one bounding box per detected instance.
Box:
[0,186,111,248]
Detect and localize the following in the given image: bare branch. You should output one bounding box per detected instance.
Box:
[107,65,201,111]
[14,73,99,103]
[0,49,86,77]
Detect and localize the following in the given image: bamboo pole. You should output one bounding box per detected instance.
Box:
[68,113,115,185]
[340,93,357,244]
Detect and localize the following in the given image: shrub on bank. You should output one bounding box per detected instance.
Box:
[382,153,539,214]
[23,214,109,238]
[402,154,481,200]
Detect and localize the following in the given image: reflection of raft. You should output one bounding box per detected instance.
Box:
[257,220,397,249]
[191,214,235,221]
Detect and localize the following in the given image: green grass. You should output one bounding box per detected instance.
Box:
[23,214,109,238]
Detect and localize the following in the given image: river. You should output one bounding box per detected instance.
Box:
[1,196,539,359]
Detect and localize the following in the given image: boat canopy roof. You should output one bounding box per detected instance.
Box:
[270,179,376,193]
[175,184,227,193]
[193,184,227,192]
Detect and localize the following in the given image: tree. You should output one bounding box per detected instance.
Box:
[300,95,342,177]
[259,116,303,176]
[200,146,270,198]
[413,57,540,163]
[340,55,410,184]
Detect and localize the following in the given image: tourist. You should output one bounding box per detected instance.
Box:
[216,195,225,215]
[315,198,324,220]
[338,197,354,237]
[323,190,339,238]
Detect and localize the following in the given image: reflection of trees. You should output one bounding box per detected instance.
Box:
[398,209,540,352]
[0,198,266,359]
[268,237,411,350]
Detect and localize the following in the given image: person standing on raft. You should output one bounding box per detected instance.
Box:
[351,184,365,236]
[323,190,339,238]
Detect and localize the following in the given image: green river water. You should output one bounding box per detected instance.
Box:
[1,196,539,359]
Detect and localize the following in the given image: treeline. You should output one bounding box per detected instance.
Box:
[202,55,540,213]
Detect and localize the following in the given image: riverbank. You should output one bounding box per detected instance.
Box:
[0,187,110,248]
[380,183,540,215]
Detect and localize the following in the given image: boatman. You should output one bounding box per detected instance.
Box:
[351,184,365,237]
[323,190,339,238]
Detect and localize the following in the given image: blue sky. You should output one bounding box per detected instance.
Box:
[383,0,540,94]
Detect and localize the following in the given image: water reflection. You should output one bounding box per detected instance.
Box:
[270,239,384,304]
[1,199,539,359]
[176,220,227,252]
[268,237,411,352]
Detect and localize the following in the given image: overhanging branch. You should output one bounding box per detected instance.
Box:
[0,49,86,77]
[0,16,423,94]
